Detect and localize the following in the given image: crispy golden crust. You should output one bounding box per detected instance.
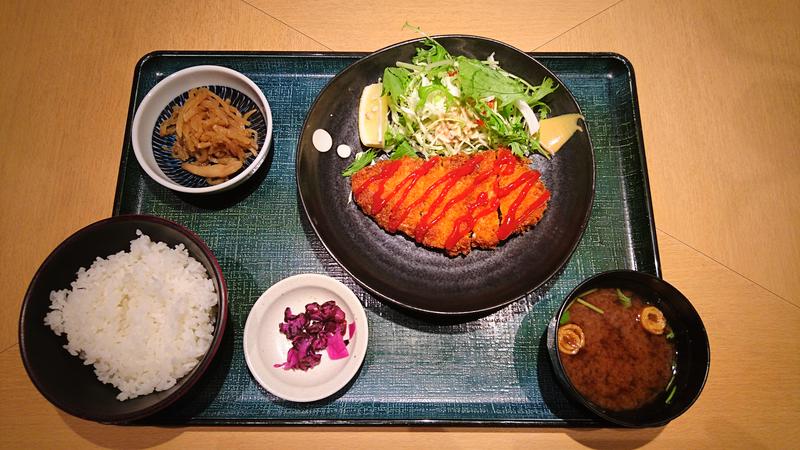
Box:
[497,159,549,236]
[351,149,549,256]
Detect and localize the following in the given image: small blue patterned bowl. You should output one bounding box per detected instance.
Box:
[132,66,273,194]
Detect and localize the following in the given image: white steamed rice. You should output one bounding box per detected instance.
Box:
[44,230,218,401]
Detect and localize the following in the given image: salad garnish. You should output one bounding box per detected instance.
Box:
[345,25,558,176]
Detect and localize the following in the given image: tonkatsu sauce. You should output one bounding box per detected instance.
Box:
[373,157,438,215]
[360,149,550,253]
[445,192,499,249]
[391,156,482,236]
[353,159,402,215]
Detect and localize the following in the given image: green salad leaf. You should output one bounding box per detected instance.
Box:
[343,27,559,177]
[382,67,411,101]
[390,141,418,160]
[457,56,529,106]
[342,150,377,177]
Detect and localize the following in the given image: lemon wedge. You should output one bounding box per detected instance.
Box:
[538,114,584,154]
[358,83,388,148]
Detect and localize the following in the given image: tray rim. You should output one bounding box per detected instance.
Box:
[141,416,606,427]
[115,50,660,279]
[114,51,660,426]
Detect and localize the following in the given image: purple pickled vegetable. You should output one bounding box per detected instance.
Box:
[306,321,324,334]
[275,300,352,371]
[326,331,349,360]
[278,307,307,338]
[311,334,328,351]
[323,321,339,334]
[305,302,323,321]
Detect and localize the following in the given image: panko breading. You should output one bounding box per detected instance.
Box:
[351,149,550,256]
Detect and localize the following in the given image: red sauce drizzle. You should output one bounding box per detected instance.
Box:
[444,192,500,250]
[440,149,548,250]
[495,150,516,170]
[353,160,402,215]
[373,158,438,216]
[415,160,499,242]
[413,156,484,241]
[497,176,547,241]
[389,156,481,233]
[517,190,550,229]
[355,148,550,254]
[496,171,539,197]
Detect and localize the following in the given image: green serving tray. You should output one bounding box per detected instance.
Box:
[114,51,658,425]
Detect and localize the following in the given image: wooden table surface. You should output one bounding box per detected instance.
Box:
[1,0,798,448]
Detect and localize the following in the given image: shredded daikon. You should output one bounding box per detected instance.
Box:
[160,87,258,184]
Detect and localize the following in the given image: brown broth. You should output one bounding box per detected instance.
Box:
[559,288,675,411]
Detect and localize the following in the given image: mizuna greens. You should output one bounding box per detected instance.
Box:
[343,35,558,176]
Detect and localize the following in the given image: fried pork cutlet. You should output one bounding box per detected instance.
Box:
[350,149,550,256]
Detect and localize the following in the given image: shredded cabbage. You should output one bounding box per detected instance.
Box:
[344,32,558,176]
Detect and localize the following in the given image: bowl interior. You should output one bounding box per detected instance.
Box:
[547,270,710,427]
[152,85,268,188]
[19,215,227,423]
[132,65,273,194]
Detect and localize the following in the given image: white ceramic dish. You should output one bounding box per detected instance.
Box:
[131,65,273,194]
[243,274,369,402]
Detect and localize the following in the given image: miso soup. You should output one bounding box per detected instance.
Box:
[557,288,676,411]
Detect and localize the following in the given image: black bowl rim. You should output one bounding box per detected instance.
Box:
[547,269,710,427]
[18,214,229,423]
[295,33,596,316]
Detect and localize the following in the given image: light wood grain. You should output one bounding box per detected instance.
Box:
[1,0,799,447]
[536,0,800,304]
[0,0,326,350]
[245,0,621,52]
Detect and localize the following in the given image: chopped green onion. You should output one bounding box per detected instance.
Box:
[559,310,571,325]
[665,374,675,392]
[665,385,677,405]
[666,330,675,340]
[575,297,604,314]
[616,288,632,308]
[577,288,598,298]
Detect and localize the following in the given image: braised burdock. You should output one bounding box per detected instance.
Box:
[350,149,550,256]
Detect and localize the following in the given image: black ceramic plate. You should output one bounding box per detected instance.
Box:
[19,215,228,423]
[296,36,594,315]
